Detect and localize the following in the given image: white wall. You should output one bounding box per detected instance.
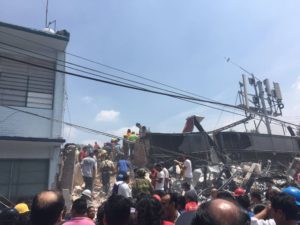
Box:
[51,51,66,139]
[0,139,62,189]
[0,107,53,137]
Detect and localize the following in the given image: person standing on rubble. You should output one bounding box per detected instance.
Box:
[81,152,97,192]
[99,153,115,194]
[128,131,138,158]
[155,163,165,194]
[132,168,153,199]
[175,155,193,185]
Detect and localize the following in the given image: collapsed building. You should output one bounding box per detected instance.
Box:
[143,116,300,168]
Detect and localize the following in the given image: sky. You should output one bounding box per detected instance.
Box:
[1,1,300,145]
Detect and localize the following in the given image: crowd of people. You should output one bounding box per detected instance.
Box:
[2,173,300,225]
[1,123,300,225]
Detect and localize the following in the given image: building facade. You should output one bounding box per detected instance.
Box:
[0,21,69,201]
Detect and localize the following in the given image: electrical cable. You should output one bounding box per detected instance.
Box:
[2,105,213,163]
[0,42,247,118]
[0,32,299,129]
[0,54,246,110]
[1,53,299,130]
[0,29,215,102]
[0,32,283,127]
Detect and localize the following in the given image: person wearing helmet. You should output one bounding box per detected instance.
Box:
[252,192,298,225]
[14,203,30,225]
[282,186,300,206]
[80,189,93,207]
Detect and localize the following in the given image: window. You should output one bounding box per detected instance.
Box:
[0,53,55,109]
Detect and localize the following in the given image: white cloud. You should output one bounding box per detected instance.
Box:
[95,110,120,122]
[81,96,93,104]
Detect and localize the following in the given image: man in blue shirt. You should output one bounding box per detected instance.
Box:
[117,156,130,175]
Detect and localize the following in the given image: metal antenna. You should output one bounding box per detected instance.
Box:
[225,57,261,81]
[45,0,49,27]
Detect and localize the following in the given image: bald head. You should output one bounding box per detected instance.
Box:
[31,190,65,225]
[192,199,249,225]
[209,200,240,225]
[37,191,60,205]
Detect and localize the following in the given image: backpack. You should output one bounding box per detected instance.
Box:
[112,182,121,195]
[102,160,112,173]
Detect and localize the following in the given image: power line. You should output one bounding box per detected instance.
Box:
[0,29,216,102]
[0,54,244,110]
[0,31,299,129]
[0,53,299,129]
[0,42,248,118]
[0,42,248,117]
[2,105,212,163]
[0,31,278,125]
[0,29,293,128]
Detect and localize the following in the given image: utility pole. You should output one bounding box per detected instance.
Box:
[257,81,272,134]
[237,74,284,135]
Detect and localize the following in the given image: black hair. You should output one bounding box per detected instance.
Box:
[0,208,19,225]
[216,191,235,202]
[30,191,65,225]
[104,195,131,225]
[96,203,105,225]
[191,201,214,225]
[253,204,266,215]
[72,198,87,215]
[236,195,250,210]
[271,192,298,221]
[153,190,165,198]
[168,192,179,208]
[177,195,186,210]
[185,190,198,203]
[191,200,250,225]
[136,195,163,225]
[181,182,191,191]
[123,173,130,182]
[250,191,262,201]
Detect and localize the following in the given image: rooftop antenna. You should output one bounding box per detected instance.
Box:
[45,0,49,28]
[225,57,261,81]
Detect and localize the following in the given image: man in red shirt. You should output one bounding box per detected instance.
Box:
[79,147,88,163]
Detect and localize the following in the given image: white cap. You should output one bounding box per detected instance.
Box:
[81,189,92,199]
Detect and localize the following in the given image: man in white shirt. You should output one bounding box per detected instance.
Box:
[162,164,170,191]
[155,164,165,191]
[183,156,193,185]
[118,173,132,198]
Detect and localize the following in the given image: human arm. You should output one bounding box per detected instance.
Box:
[254,204,270,220]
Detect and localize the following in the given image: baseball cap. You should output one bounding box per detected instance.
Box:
[14,203,30,214]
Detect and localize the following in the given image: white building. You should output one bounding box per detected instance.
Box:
[0,21,69,202]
